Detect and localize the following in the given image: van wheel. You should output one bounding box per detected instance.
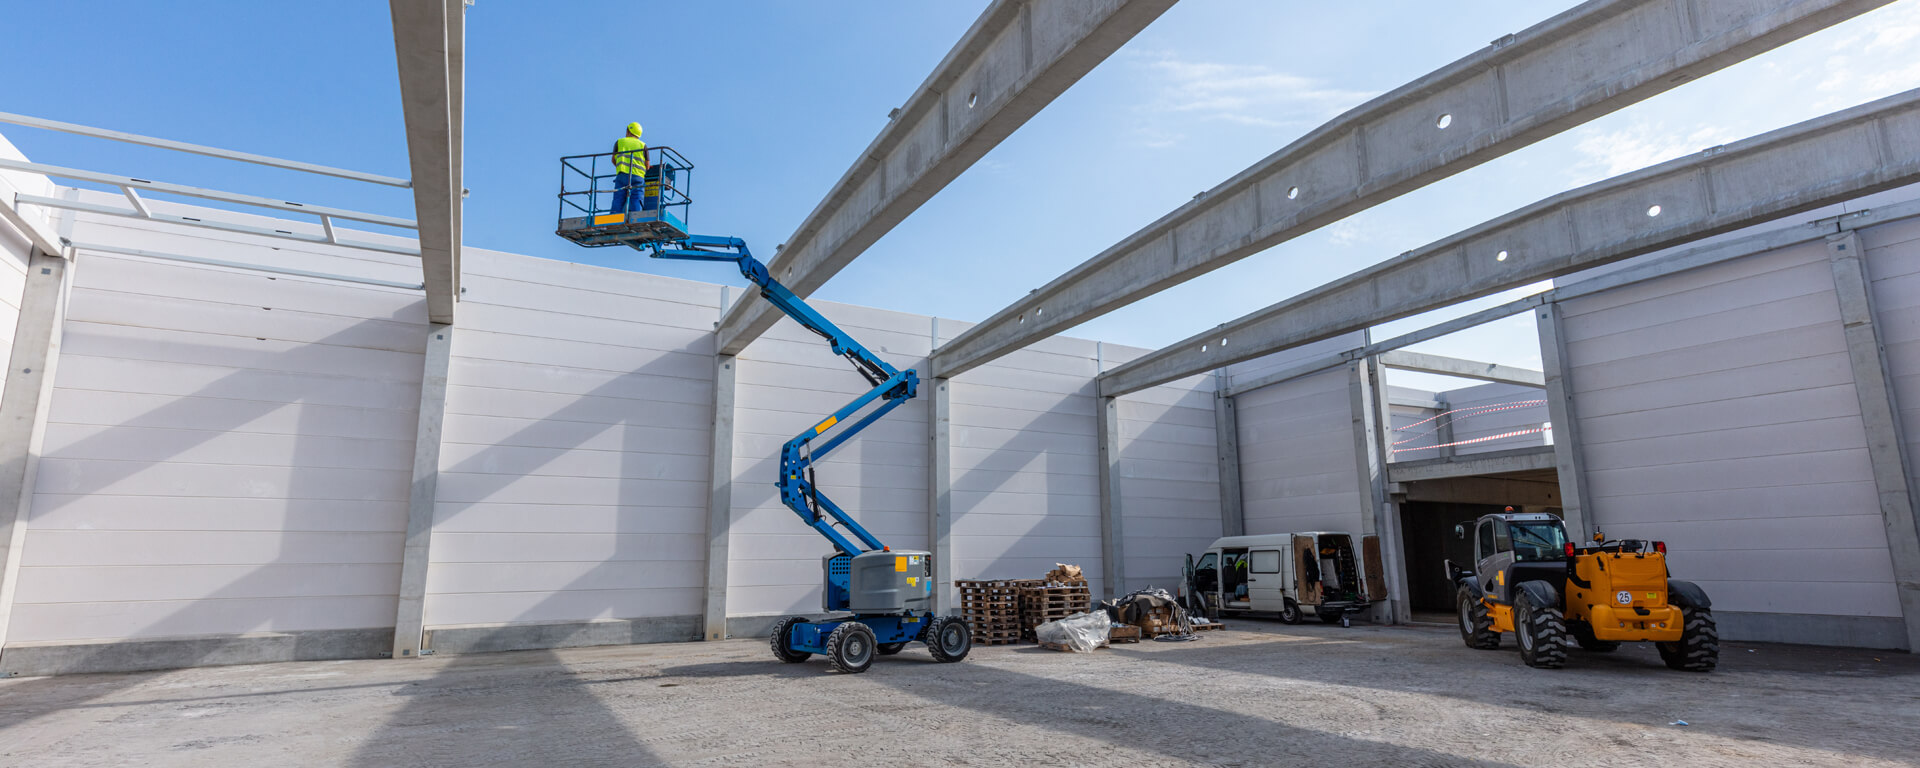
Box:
[1515,589,1568,669]
[1457,586,1499,649]
[1279,599,1302,624]
[1657,608,1719,672]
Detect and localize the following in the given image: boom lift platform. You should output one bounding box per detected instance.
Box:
[556,147,972,673]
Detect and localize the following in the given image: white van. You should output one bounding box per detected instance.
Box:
[1184,533,1387,624]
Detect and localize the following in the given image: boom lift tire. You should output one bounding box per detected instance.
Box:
[1279,599,1302,625]
[827,622,877,674]
[1572,624,1621,653]
[770,616,812,663]
[877,642,907,656]
[926,616,972,663]
[1515,585,1568,669]
[1318,610,1344,624]
[1457,586,1500,649]
[1657,607,1720,672]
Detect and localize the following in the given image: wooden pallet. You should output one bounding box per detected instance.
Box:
[1108,625,1141,644]
[958,579,1026,644]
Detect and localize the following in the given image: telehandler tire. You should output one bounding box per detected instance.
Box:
[1457,586,1499,649]
[1515,587,1568,669]
[1657,607,1719,672]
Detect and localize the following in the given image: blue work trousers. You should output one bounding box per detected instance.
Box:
[610,170,644,215]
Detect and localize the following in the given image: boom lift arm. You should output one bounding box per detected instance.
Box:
[647,234,919,558]
[557,147,969,672]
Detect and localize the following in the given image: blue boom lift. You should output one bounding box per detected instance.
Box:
[557,146,973,673]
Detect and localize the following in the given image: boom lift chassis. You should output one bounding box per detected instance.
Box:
[557,147,971,673]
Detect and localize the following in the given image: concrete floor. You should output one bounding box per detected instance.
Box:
[1,620,1915,767]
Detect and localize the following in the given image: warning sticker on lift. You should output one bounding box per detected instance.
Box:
[908,577,918,586]
[896,556,907,572]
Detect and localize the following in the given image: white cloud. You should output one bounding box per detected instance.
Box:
[1129,51,1376,132]
[1568,122,1741,182]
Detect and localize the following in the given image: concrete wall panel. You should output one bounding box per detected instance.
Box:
[1234,367,1363,536]
[11,218,427,643]
[1560,234,1898,620]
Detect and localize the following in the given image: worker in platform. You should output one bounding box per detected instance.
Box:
[609,122,647,215]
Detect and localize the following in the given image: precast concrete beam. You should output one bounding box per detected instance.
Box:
[389,0,463,324]
[1825,231,1920,651]
[0,247,71,652]
[1378,350,1543,388]
[703,355,737,641]
[931,0,1891,379]
[715,0,1176,355]
[1386,446,1560,484]
[1099,88,1920,397]
[392,324,453,659]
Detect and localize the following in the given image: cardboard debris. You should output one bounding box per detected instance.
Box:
[1046,563,1084,584]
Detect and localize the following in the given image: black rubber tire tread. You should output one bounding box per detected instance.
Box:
[1572,624,1621,653]
[769,616,811,663]
[876,642,907,656]
[1657,607,1719,672]
[926,616,972,663]
[1318,610,1344,624]
[1515,587,1568,669]
[1279,599,1302,625]
[826,623,875,674]
[1457,586,1500,650]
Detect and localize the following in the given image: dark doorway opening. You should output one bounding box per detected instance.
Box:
[1398,501,1502,617]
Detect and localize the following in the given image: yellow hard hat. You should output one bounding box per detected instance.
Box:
[627,122,643,136]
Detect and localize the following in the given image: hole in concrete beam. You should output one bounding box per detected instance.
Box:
[1496,250,1509,262]
[1287,186,1300,200]
[968,92,978,108]
[1436,113,1453,129]
[1647,204,1663,217]
[1017,314,1025,324]
[1202,344,1209,352]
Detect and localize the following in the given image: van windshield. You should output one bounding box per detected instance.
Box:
[1509,521,1568,562]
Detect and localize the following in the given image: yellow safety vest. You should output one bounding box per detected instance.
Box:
[614,136,647,175]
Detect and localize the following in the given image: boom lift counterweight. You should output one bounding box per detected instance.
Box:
[557,146,971,672]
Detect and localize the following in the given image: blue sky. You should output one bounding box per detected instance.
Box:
[6,1,1920,387]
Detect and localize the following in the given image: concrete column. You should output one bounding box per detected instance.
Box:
[1826,231,1920,651]
[1096,396,1125,599]
[0,248,73,651]
[927,377,953,614]
[392,324,454,658]
[1434,395,1455,460]
[1536,303,1592,539]
[1350,356,1398,623]
[1348,359,1385,537]
[702,354,736,641]
[1212,370,1244,538]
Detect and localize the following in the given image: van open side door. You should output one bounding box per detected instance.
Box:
[1360,534,1388,603]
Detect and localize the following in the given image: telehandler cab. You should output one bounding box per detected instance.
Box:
[1446,511,1718,672]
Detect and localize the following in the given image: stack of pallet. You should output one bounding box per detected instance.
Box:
[1019,582,1091,640]
[955,579,1025,646]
